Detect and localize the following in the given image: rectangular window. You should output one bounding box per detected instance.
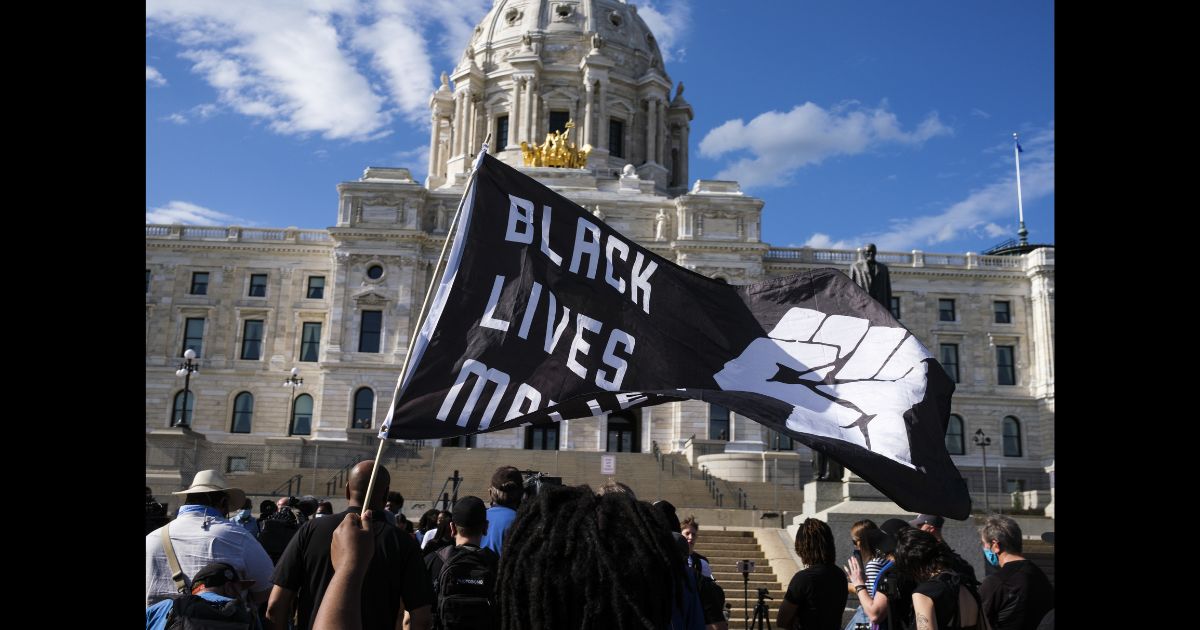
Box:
[940,343,960,383]
[248,274,268,297]
[307,276,325,299]
[146,269,151,294]
[994,300,1011,324]
[889,296,901,320]
[1004,479,1025,493]
[359,311,382,353]
[300,322,322,362]
[240,320,264,360]
[227,456,249,473]
[609,119,624,158]
[190,272,209,295]
[549,110,570,135]
[182,318,205,357]
[496,115,509,145]
[938,298,956,322]
[997,345,1016,385]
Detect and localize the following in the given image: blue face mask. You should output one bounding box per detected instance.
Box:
[982,545,1000,566]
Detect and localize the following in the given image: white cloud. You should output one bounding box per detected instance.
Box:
[970,108,991,119]
[148,1,395,141]
[804,233,853,250]
[147,200,256,226]
[801,124,1055,252]
[147,1,503,138]
[983,223,1008,237]
[636,0,691,63]
[699,101,951,188]
[147,65,167,86]
[162,103,219,125]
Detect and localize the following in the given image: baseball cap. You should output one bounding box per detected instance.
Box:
[193,562,255,588]
[908,514,945,529]
[452,495,487,529]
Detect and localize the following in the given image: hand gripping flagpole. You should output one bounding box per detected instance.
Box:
[363,134,492,511]
[1013,132,1027,246]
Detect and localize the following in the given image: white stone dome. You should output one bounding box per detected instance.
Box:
[464,0,668,78]
[427,0,693,196]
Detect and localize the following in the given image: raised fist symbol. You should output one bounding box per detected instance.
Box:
[714,308,931,468]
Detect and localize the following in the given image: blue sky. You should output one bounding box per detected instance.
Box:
[147,0,1054,255]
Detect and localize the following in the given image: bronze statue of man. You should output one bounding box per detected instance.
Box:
[848,243,892,307]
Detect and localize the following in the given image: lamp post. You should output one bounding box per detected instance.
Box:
[174,348,198,428]
[974,428,992,514]
[284,367,304,435]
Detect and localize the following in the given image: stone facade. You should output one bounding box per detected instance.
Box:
[145,0,1054,498]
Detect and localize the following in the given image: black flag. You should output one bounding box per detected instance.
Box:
[382,153,969,518]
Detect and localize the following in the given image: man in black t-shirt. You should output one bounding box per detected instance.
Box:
[782,565,846,630]
[778,519,847,630]
[978,515,1054,630]
[266,461,435,630]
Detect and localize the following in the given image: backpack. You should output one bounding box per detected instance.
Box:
[257,516,299,563]
[433,544,498,630]
[932,572,992,630]
[689,553,726,625]
[164,594,253,630]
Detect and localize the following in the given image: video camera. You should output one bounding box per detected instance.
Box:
[521,470,563,499]
[756,587,772,601]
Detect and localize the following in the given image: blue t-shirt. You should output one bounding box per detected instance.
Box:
[145,591,233,630]
[479,505,517,557]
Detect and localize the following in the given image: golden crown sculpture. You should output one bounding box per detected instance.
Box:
[520,120,592,168]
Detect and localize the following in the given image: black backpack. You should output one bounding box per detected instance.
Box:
[164,594,254,630]
[433,544,499,630]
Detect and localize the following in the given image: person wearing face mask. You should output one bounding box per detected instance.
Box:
[977,515,1054,630]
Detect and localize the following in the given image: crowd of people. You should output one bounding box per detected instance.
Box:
[147,467,1053,630]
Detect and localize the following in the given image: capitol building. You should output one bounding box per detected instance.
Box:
[146,0,1053,509]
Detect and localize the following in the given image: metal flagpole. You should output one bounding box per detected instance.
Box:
[364,134,492,509]
[1013,132,1028,246]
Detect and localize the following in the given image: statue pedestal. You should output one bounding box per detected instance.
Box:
[789,470,909,568]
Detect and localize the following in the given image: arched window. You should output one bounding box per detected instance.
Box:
[945,414,965,455]
[1002,416,1022,457]
[352,388,374,429]
[231,392,253,434]
[291,394,314,436]
[171,390,194,426]
[709,404,730,441]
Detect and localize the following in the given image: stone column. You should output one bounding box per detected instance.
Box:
[427,113,441,176]
[597,82,608,150]
[524,78,535,145]
[452,93,464,157]
[468,92,478,156]
[646,98,657,164]
[657,100,666,164]
[509,78,521,148]
[678,120,690,189]
[583,83,594,146]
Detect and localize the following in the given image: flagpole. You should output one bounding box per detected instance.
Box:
[1013,132,1027,246]
[363,134,492,510]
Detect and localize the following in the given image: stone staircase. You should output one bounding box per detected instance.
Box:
[1022,539,1055,585]
[694,530,786,629]
[231,447,805,514]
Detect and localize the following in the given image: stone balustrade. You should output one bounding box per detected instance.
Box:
[764,246,1038,270]
[146,224,332,243]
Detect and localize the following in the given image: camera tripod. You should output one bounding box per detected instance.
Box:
[749,587,773,630]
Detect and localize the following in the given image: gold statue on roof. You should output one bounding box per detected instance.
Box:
[520,120,592,168]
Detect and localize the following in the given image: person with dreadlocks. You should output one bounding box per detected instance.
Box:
[777,518,848,630]
[496,483,703,629]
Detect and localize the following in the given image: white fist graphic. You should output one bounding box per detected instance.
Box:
[714,308,931,468]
